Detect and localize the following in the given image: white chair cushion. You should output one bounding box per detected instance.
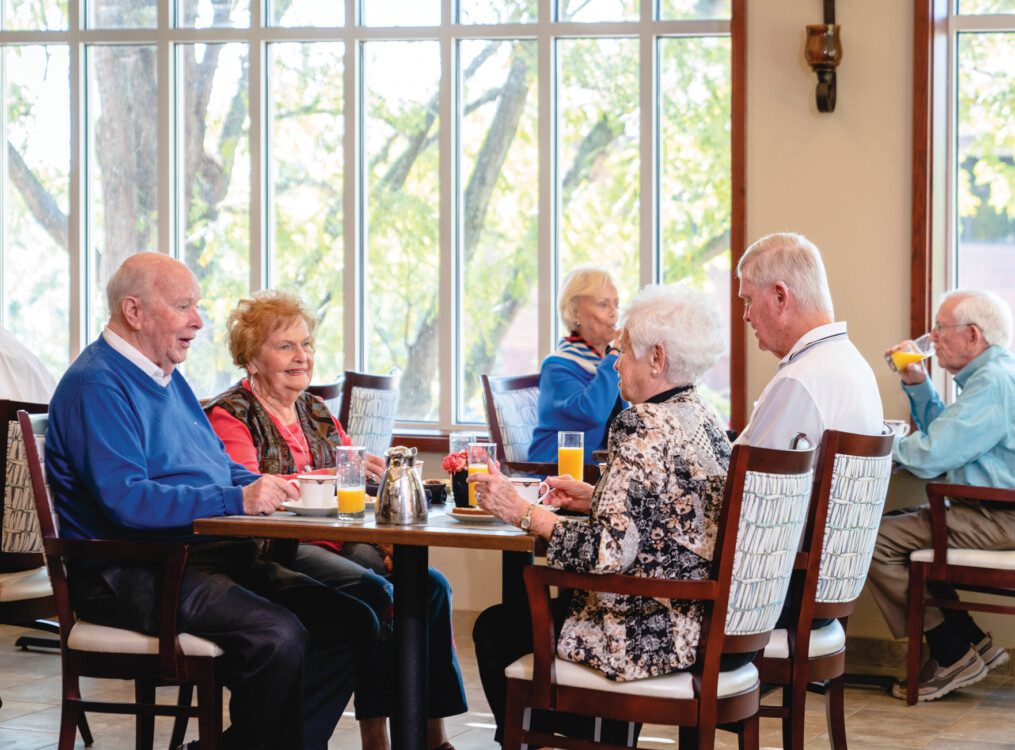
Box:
[910,548,1015,569]
[67,621,224,658]
[504,654,758,700]
[763,620,846,659]
[0,566,53,602]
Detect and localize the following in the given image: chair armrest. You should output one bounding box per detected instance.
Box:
[924,483,1015,579]
[44,537,190,680]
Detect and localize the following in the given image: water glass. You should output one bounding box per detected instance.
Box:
[467,442,497,507]
[337,446,367,523]
[557,431,584,482]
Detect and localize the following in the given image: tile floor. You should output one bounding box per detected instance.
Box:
[1,612,1013,749]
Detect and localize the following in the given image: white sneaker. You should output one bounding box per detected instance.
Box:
[892,646,987,702]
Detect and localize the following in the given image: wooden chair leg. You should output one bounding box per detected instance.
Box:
[825,674,847,750]
[502,680,526,750]
[739,715,759,750]
[77,711,94,746]
[169,684,193,750]
[196,670,222,750]
[135,680,156,750]
[907,563,927,706]
[58,700,79,750]
[787,679,808,750]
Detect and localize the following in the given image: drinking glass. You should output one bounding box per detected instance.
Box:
[467,442,497,507]
[557,431,584,481]
[449,431,479,455]
[885,333,935,372]
[337,446,367,522]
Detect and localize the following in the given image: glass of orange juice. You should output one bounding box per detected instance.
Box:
[337,446,367,523]
[557,431,584,481]
[467,442,497,507]
[886,333,935,373]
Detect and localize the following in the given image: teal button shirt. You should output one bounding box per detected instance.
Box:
[893,345,1015,487]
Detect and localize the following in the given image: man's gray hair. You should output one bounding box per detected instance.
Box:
[106,254,152,317]
[737,232,835,319]
[619,284,726,386]
[943,288,1013,348]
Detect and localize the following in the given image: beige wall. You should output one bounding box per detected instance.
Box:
[434,1,1015,648]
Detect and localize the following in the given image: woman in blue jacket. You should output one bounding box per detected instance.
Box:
[528,266,627,463]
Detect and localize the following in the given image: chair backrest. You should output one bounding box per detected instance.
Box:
[806,429,894,613]
[0,399,48,570]
[714,444,816,644]
[481,373,540,463]
[307,377,344,415]
[335,371,400,456]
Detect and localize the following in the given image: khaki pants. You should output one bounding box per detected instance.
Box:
[868,502,1015,639]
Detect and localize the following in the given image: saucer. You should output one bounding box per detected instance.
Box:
[282,501,337,517]
[448,508,504,525]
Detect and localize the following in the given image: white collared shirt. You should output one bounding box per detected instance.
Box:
[0,326,57,402]
[102,327,173,387]
[736,321,884,450]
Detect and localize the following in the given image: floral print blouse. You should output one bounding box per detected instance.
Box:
[545,386,731,681]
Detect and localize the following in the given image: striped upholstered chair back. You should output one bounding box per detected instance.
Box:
[814,433,894,604]
[722,447,816,637]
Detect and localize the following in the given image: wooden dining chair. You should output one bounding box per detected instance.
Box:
[18,410,225,750]
[331,370,400,456]
[307,377,344,415]
[480,373,601,481]
[502,443,816,750]
[0,398,58,652]
[905,482,1015,706]
[755,429,894,749]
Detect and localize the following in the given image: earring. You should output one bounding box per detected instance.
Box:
[650,370,658,377]
[575,320,581,327]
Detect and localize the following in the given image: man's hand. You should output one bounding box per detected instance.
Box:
[242,475,299,516]
[539,475,594,514]
[885,340,929,385]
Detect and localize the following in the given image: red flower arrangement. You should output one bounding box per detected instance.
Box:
[441,450,468,474]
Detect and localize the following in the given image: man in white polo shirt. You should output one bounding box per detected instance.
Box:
[735,232,883,450]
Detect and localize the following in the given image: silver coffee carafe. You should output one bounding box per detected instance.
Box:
[374,446,427,526]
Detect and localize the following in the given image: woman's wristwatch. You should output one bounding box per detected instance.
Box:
[519,504,535,532]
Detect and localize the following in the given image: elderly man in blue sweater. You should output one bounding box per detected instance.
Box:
[46,252,377,750]
[870,289,1015,703]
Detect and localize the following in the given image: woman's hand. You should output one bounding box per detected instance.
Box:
[365,453,387,482]
[469,462,528,525]
[539,475,594,514]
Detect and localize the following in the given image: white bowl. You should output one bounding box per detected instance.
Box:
[509,477,541,503]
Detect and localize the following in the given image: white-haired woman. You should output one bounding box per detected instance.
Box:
[471,284,734,745]
[527,266,627,463]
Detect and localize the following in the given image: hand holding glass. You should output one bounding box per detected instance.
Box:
[337,446,367,522]
[557,431,584,482]
[467,442,497,507]
[885,333,935,373]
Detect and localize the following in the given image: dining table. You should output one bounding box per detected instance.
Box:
[193,503,545,750]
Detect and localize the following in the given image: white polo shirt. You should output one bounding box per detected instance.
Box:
[736,322,884,450]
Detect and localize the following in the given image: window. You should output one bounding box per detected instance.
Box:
[949,6,1015,354]
[0,0,743,430]
[915,2,1014,357]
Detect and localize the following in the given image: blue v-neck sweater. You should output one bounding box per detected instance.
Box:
[46,337,258,543]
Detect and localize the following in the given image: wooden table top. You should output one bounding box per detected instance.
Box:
[193,505,544,553]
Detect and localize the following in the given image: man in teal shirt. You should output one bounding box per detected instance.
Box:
[869,289,1015,702]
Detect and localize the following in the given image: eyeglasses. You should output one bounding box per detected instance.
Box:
[932,322,974,333]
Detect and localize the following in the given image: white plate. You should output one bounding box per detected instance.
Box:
[447,509,505,525]
[282,501,337,517]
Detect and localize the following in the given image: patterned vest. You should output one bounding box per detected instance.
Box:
[205,381,342,474]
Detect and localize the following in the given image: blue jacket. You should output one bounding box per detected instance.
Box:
[893,345,1015,487]
[46,337,259,542]
[528,343,626,463]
